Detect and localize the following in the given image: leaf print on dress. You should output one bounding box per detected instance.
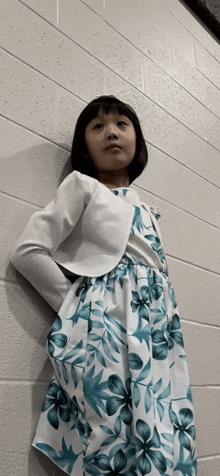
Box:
[150,206,161,221]
[99,415,122,448]
[115,255,139,288]
[67,301,91,326]
[83,365,109,417]
[152,298,167,326]
[75,277,93,303]
[132,358,152,413]
[131,321,152,351]
[153,381,171,423]
[129,353,144,370]
[152,323,170,361]
[36,437,82,474]
[167,280,178,309]
[87,343,107,368]
[69,396,86,432]
[147,268,164,301]
[69,396,92,446]
[47,315,68,357]
[131,206,146,234]
[88,301,127,365]
[55,339,85,388]
[92,274,116,294]
[93,449,135,476]
[98,422,134,463]
[167,314,184,349]
[144,233,166,265]
[174,445,197,475]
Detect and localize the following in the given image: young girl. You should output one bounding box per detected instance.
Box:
[11,95,197,476]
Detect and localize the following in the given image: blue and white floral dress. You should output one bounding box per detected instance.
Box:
[32,187,197,476]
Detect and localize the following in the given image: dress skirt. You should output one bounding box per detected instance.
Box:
[32,192,197,475]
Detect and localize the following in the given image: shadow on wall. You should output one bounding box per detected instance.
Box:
[1,142,72,208]
[5,268,56,475]
[4,143,74,475]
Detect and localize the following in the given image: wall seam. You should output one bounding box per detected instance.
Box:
[1,112,220,190]
[0,112,71,151]
[4,4,220,136]
[1,183,220,231]
[158,0,220,62]
[134,184,220,227]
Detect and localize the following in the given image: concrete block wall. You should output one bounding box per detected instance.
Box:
[1,0,219,474]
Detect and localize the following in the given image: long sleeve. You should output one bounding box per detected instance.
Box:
[11,171,96,311]
[14,252,73,312]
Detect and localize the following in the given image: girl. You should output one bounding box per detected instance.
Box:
[11,95,197,475]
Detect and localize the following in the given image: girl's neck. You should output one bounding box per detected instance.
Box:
[97,169,130,189]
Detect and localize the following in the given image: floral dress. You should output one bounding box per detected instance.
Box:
[32,187,197,476]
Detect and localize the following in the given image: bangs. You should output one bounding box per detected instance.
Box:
[83,96,137,127]
[99,102,134,119]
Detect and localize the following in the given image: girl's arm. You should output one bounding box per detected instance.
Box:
[13,250,74,312]
[11,171,95,311]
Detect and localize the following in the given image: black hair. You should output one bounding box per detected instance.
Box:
[70,95,148,185]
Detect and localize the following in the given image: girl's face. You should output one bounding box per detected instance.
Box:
[85,111,136,175]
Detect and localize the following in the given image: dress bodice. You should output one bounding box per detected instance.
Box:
[110,187,167,273]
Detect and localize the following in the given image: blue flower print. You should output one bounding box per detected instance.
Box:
[152,314,184,360]
[174,445,197,475]
[76,277,93,303]
[42,381,72,429]
[122,189,129,197]
[147,269,163,302]
[130,286,151,322]
[135,419,167,475]
[116,254,138,288]
[93,449,137,476]
[47,315,67,357]
[110,188,129,197]
[144,234,166,264]
[70,396,92,446]
[94,275,114,293]
[170,408,196,451]
[106,375,133,425]
[167,314,184,349]
[131,206,145,234]
[150,206,161,220]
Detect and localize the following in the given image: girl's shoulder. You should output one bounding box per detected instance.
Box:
[59,170,98,197]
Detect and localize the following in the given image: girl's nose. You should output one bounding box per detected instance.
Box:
[107,125,118,138]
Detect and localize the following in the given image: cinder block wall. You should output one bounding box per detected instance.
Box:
[1,1,220,475]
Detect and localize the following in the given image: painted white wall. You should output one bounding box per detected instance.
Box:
[1,0,220,474]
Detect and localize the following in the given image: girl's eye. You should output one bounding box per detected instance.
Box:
[93,121,127,129]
